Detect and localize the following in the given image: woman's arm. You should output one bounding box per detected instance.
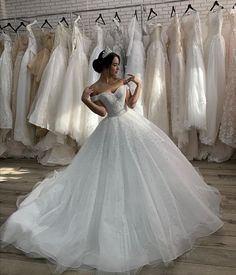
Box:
[125,75,142,109]
[81,87,107,117]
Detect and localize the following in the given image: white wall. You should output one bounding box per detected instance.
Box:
[1,0,235,38]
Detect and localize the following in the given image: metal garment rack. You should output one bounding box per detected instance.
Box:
[0,0,189,29]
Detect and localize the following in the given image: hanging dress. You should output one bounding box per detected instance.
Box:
[167,15,188,149]
[111,18,126,78]
[0,33,13,155]
[144,23,169,135]
[87,24,104,86]
[11,34,28,126]
[14,24,37,147]
[54,21,92,144]
[28,31,54,101]
[27,31,54,138]
[28,23,70,132]
[182,12,206,131]
[219,9,236,148]
[126,16,145,116]
[200,9,226,145]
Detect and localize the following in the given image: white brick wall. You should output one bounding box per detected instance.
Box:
[0,0,235,38]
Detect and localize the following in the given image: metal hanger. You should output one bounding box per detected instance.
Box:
[41,19,53,29]
[60,17,69,27]
[210,1,224,11]
[134,10,138,21]
[170,6,176,18]
[114,11,121,23]
[183,4,197,15]
[147,8,157,21]
[2,22,16,32]
[95,13,105,25]
[15,21,26,32]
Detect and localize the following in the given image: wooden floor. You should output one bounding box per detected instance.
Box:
[0,159,236,275]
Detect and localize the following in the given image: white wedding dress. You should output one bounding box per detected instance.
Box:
[200,9,226,145]
[126,17,145,116]
[54,20,92,144]
[28,23,70,132]
[87,24,104,86]
[144,24,169,135]
[182,12,207,131]
[219,8,236,148]
[0,33,13,156]
[0,84,223,274]
[14,24,37,147]
[0,33,12,130]
[167,15,188,149]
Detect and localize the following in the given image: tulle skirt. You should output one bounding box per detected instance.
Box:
[0,109,223,274]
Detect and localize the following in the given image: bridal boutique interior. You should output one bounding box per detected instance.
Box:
[0,0,236,275]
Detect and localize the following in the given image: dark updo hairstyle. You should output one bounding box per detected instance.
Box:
[92,50,120,73]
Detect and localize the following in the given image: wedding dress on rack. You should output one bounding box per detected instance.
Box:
[126,16,145,116]
[28,23,70,132]
[54,17,92,144]
[182,12,206,131]
[144,23,169,134]
[200,9,226,145]
[167,14,188,149]
[219,8,236,148]
[0,33,13,155]
[14,22,37,147]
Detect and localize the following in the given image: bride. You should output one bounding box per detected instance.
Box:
[0,48,223,275]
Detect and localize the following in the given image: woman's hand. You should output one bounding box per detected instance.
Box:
[82,87,94,102]
[125,74,141,86]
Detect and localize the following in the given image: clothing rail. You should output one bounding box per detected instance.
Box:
[0,0,188,21]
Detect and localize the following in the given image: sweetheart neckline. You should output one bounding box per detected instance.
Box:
[91,85,124,98]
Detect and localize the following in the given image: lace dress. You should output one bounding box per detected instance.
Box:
[111,18,126,78]
[219,9,236,148]
[87,24,104,86]
[126,16,145,116]
[167,15,188,149]
[0,84,223,274]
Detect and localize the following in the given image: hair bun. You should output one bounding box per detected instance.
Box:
[92,58,103,73]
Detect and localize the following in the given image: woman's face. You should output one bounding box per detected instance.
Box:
[109,56,120,77]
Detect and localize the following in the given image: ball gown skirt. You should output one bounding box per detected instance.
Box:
[0,86,223,274]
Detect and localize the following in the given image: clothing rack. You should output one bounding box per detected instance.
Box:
[0,0,189,28]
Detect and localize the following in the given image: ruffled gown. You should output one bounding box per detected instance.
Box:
[0,84,223,275]
[54,21,91,144]
[28,23,70,132]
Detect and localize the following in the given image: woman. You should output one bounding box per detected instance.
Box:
[0,48,223,274]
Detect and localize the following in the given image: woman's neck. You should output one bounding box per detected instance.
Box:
[100,72,115,85]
